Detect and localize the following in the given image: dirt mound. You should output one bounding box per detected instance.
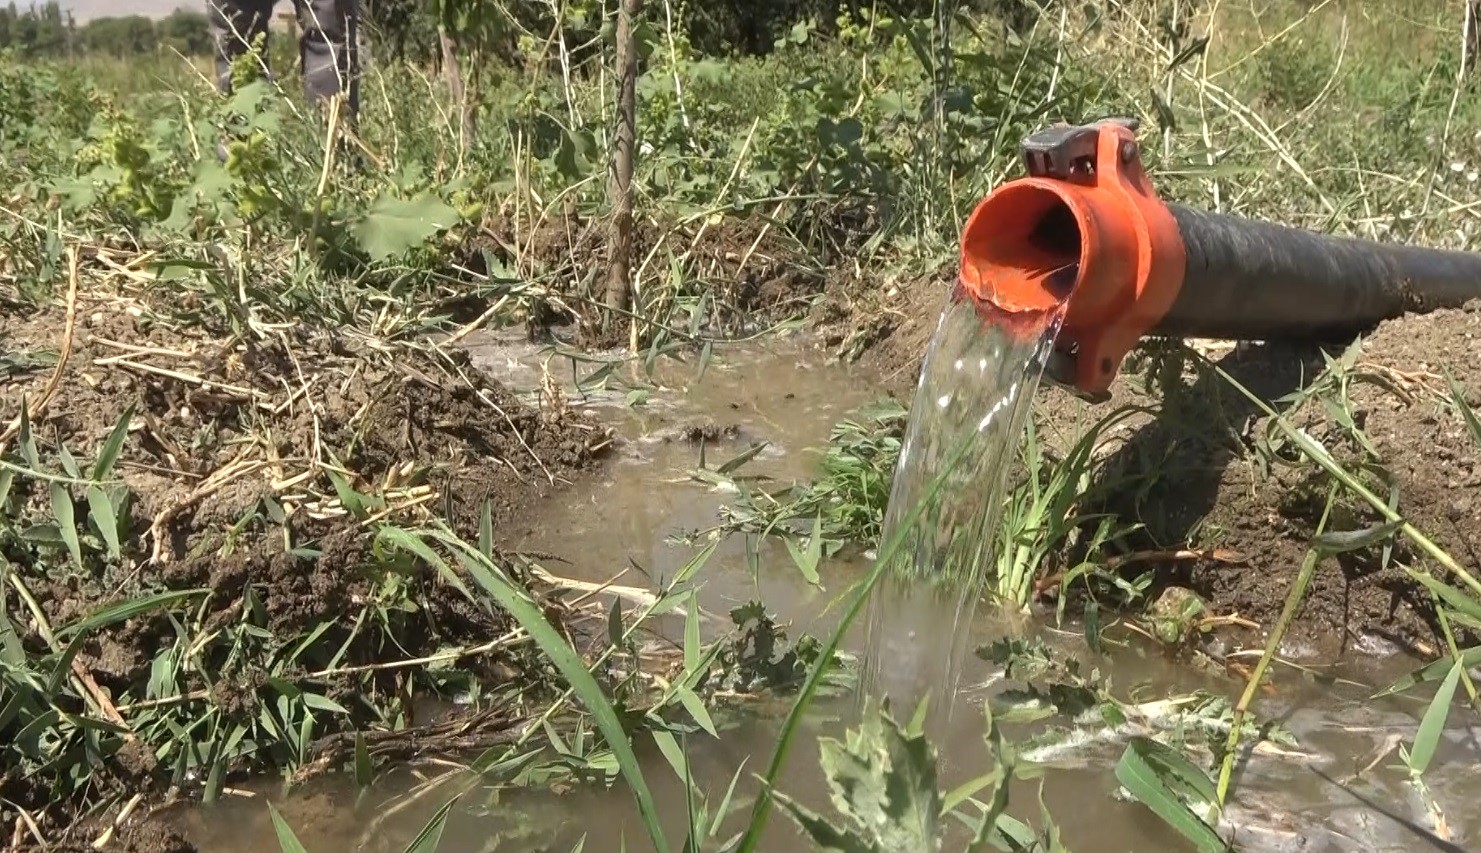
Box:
[107,821,196,853]
[1,295,611,547]
[25,819,197,853]
[810,265,953,394]
[823,269,1481,658]
[1145,303,1481,658]
[476,211,824,347]
[0,287,617,847]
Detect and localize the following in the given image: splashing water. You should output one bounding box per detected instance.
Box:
[857,280,1065,736]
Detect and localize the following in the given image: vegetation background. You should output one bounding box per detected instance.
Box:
[4,0,1481,851]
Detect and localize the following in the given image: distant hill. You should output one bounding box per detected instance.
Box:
[62,1,191,23]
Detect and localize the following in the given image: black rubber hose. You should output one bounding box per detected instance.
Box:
[1151,204,1481,341]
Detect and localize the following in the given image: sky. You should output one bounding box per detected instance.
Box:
[59,0,191,23]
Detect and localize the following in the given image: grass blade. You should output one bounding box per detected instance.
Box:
[608,594,625,648]
[709,757,748,838]
[1409,660,1462,776]
[354,732,373,787]
[1377,645,1481,697]
[806,510,824,571]
[92,403,134,480]
[57,589,209,638]
[684,595,701,672]
[56,442,80,479]
[403,794,458,853]
[325,469,367,519]
[1313,520,1403,554]
[672,539,719,587]
[49,482,82,566]
[302,692,349,715]
[17,403,39,470]
[378,526,672,853]
[651,728,688,782]
[676,684,718,738]
[1407,569,1481,628]
[715,442,768,475]
[783,515,823,585]
[268,802,311,853]
[697,339,714,383]
[479,499,494,557]
[0,579,24,667]
[1446,371,1481,448]
[86,485,120,559]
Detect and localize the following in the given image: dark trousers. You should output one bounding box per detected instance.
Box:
[207,0,360,119]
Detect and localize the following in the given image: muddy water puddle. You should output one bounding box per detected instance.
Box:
[177,330,1479,853]
[469,327,883,636]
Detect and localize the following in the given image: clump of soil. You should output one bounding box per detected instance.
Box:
[110,822,196,853]
[822,266,1481,659]
[663,419,743,444]
[0,283,618,848]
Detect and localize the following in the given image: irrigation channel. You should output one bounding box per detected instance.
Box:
[173,323,1481,853]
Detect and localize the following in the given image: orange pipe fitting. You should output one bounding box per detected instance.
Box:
[956,117,1186,397]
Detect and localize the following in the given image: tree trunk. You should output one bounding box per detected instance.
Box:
[438,24,474,151]
[1466,0,1481,77]
[466,48,481,146]
[603,0,642,332]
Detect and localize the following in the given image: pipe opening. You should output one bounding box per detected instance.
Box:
[960,184,1084,313]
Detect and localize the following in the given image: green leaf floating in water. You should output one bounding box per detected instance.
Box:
[776,707,941,852]
[354,192,462,262]
[1114,736,1225,853]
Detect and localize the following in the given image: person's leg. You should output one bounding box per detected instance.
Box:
[294,0,360,123]
[207,0,276,95]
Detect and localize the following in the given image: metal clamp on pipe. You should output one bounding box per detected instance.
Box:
[956,117,1186,402]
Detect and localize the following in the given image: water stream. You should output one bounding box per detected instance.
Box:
[174,327,1481,853]
[858,284,1065,743]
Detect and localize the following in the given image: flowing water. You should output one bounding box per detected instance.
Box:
[174,326,1481,853]
[858,283,1064,742]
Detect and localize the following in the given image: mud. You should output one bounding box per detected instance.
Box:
[0,286,617,849]
[820,268,1481,658]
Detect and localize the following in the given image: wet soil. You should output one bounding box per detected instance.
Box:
[821,266,1481,658]
[0,289,617,848]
